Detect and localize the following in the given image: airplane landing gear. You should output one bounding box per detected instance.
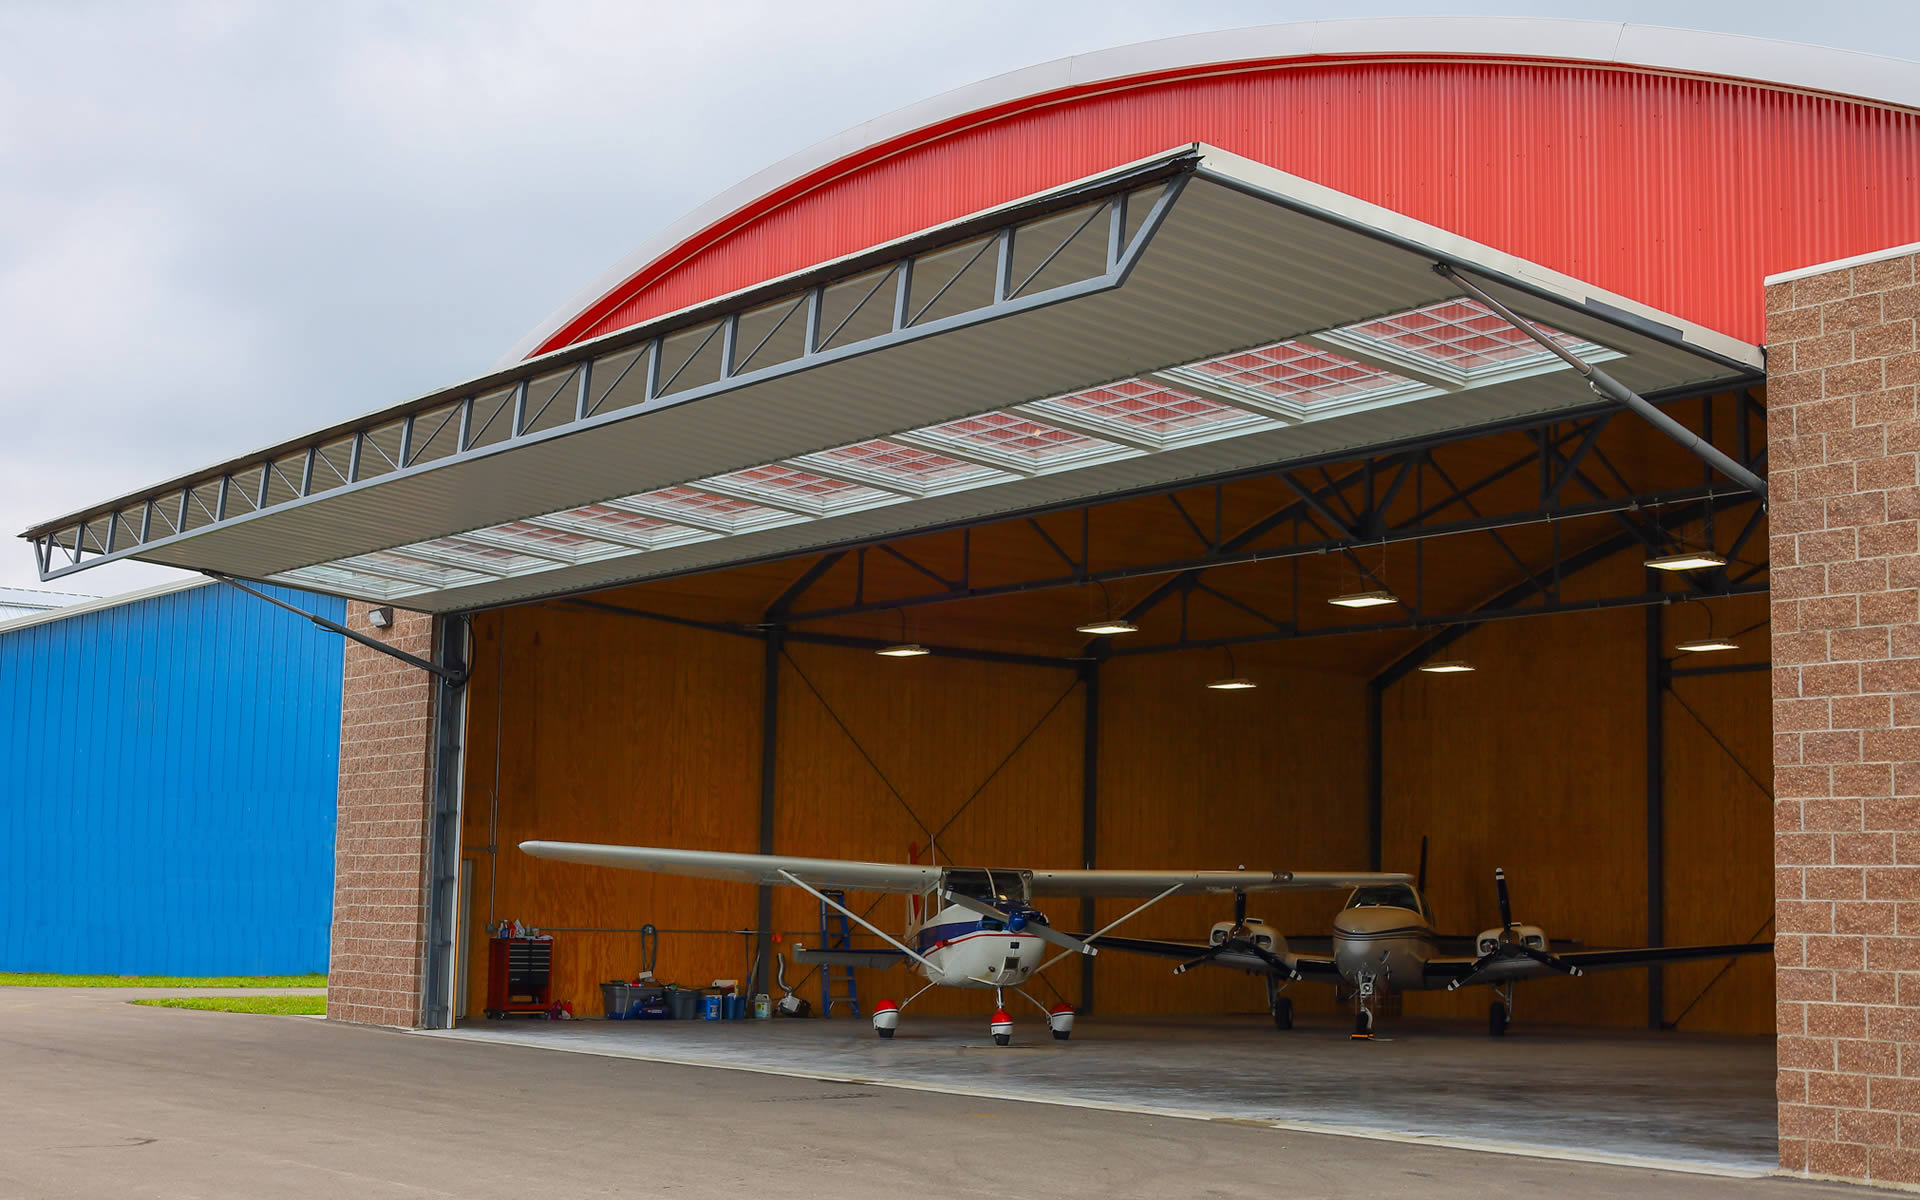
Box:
[1264,976,1294,1031]
[991,987,1012,1046]
[872,1000,899,1038]
[1353,1007,1374,1039]
[1351,970,1377,1039]
[1489,984,1513,1038]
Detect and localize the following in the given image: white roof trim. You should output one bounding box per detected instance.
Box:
[500,17,1920,367]
[0,576,209,637]
[1766,241,1920,286]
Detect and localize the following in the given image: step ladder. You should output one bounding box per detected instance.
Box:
[818,890,861,1018]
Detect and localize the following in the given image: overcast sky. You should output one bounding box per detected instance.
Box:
[3,0,1914,597]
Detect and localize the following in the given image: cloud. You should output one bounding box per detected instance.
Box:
[2,0,1914,595]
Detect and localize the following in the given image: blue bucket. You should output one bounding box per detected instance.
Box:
[702,993,724,1021]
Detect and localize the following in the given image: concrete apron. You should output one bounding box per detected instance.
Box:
[423,1013,1776,1177]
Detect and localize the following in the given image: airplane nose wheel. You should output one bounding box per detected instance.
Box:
[1264,977,1294,1031]
[1352,1007,1374,1039]
[1489,985,1513,1038]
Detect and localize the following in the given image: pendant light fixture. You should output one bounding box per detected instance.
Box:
[876,607,929,658]
[1075,580,1138,636]
[1645,549,1727,572]
[1674,599,1737,653]
[1206,647,1256,690]
[1418,659,1475,674]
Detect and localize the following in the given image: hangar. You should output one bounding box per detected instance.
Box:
[20,17,1920,1188]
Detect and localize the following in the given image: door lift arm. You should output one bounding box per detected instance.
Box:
[1435,265,1768,507]
[204,571,470,687]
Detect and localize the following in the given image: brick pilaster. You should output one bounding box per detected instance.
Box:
[326,604,437,1027]
[1768,244,1920,1187]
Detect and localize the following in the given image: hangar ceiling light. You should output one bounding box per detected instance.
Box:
[1417,659,1475,673]
[1644,550,1728,571]
[875,643,930,658]
[1328,589,1399,609]
[1674,636,1738,653]
[1075,617,1138,636]
[24,146,1763,612]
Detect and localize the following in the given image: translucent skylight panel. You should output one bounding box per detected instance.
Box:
[338,550,491,588]
[547,504,686,545]
[1190,342,1405,404]
[407,536,555,574]
[1340,300,1581,371]
[1034,379,1254,436]
[704,463,891,509]
[273,563,411,598]
[915,411,1116,462]
[809,439,1003,488]
[625,485,794,529]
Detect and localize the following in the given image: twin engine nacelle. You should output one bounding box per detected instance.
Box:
[1210,917,1289,958]
[1476,924,1548,956]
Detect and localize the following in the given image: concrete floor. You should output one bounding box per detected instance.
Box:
[6,986,1866,1200]
[437,1010,1779,1175]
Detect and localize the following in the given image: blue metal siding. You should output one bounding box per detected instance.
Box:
[0,582,343,975]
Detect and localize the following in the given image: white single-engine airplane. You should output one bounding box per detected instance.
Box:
[518,841,1407,1044]
[1093,854,1773,1038]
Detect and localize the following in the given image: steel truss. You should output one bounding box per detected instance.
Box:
[765,392,1769,655]
[29,156,1193,582]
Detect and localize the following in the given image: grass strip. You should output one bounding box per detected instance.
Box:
[0,973,326,988]
[130,995,327,1015]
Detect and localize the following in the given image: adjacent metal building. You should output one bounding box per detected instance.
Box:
[0,579,345,975]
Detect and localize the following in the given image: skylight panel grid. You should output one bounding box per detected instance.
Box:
[1189,342,1407,404]
[1028,379,1263,439]
[406,535,557,575]
[911,410,1128,467]
[622,485,798,531]
[702,463,894,513]
[805,439,1008,490]
[1339,300,1584,371]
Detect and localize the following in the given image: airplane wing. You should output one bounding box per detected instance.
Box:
[1028,869,1411,897]
[792,946,907,969]
[1422,941,1773,986]
[1090,935,1344,983]
[519,843,1408,898]
[518,842,940,893]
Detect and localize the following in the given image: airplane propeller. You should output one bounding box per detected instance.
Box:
[1446,868,1583,991]
[940,890,1098,956]
[1173,890,1298,978]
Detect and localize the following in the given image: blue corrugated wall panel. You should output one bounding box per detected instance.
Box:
[0,582,344,975]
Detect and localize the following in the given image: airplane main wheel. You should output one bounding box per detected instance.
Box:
[876,1026,894,1039]
[1272,997,1294,1031]
[1488,1001,1509,1038]
[1352,1008,1373,1039]
[993,1032,1011,1046]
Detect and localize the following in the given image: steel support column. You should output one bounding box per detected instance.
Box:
[421,614,471,1029]
[1367,680,1385,872]
[1645,584,1667,1031]
[755,633,782,1001]
[1080,660,1100,1014]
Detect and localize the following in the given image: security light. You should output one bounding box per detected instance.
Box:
[1644,551,1726,571]
[1328,589,1398,609]
[1418,660,1475,674]
[366,606,394,629]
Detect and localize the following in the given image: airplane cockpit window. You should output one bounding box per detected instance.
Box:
[1345,883,1424,915]
[942,867,1033,904]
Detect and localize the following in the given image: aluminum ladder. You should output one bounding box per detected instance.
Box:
[817,890,861,1018]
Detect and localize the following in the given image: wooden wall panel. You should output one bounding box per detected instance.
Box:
[460,605,765,1018]
[1092,646,1372,1017]
[1660,592,1775,1035]
[1383,550,1651,1028]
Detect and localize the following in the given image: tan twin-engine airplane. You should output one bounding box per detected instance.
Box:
[1094,850,1773,1038]
[518,840,1408,1043]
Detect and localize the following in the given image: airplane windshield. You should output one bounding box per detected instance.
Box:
[1346,883,1424,915]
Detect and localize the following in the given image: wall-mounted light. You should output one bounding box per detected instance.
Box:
[366,606,394,629]
[1328,589,1398,609]
[1206,647,1256,691]
[1418,659,1475,674]
[1645,550,1726,571]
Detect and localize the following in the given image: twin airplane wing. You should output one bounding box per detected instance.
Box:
[516,841,1409,897]
[1091,935,1772,987]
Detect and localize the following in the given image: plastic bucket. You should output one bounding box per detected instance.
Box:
[667,989,699,1020]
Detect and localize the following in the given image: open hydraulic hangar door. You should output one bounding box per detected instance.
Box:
[24,144,1763,616]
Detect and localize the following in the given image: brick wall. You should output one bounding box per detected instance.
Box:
[1768,243,1920,1187]
[326,604,437,1027]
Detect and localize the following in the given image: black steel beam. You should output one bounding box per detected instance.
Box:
[1367,680,1384,872]
[1080,661,1100,1014]
[206,571,470,687]
[1645,578,1667,1031]
[764,551,847,620]
[755,633,781,1001]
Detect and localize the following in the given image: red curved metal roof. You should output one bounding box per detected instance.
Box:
[526,21,1920,355]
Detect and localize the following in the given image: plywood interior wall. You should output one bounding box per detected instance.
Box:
[460,534,1770,1033]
